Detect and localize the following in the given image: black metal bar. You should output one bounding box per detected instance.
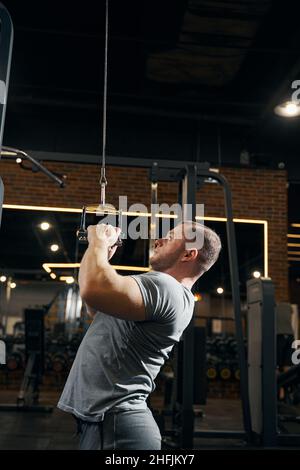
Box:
[2,146,66,187]
[194,168,252,442]
[261,280,277,446]
[30,150,199,168]
[179,165,197,449]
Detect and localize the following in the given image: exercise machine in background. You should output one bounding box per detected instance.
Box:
[16,308,50,410]
[247,278,300,446]
[0,308,52,412]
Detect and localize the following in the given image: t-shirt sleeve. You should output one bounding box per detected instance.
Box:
[131,272,186,323]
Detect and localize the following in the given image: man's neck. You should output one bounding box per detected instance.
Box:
[160,267,195,290]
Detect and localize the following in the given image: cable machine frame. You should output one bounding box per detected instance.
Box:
[150,162,252,448]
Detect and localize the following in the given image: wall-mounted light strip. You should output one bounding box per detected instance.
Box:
[288,251,300,255]
[287,234,300,238]
[196,216,266,224]
[3,205,176,218]
[3,204,268,278]
[42,264,52,273]
[43,263,150,273]
[287,243,300,247]
[3,204,266,223]
[291,224,300,228]
[4,204,82,213]
[288,258,300,261]
[195,217,268,277]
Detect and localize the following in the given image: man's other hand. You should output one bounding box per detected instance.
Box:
[87,224,121,260]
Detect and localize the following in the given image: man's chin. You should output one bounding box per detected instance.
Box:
[149,257,159,270]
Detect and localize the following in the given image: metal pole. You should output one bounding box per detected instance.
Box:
[195,168,252,441]
[179,165,197,448]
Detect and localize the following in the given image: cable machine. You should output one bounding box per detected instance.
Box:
[247,277,300,447]
[77,0,123,247]
[150,163,252,448]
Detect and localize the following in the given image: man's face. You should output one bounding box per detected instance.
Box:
[150,225,186,271]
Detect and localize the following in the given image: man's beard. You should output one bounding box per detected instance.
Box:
[150,246,182,271]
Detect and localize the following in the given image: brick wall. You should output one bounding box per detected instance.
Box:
[0,160,288,301]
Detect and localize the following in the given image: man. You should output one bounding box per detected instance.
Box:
[58,221,221,450]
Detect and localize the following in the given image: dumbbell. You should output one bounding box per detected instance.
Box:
[218,362,232,381]
[206,354,219,380]
[231,362,240,381]
[207,365,218,380]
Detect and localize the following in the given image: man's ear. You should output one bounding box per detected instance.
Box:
[181,249,198,262]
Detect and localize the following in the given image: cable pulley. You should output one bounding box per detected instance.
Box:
[77,0,122,246]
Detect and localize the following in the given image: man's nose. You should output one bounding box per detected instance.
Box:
[155,238,165,248]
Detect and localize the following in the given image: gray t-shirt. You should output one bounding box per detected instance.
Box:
[57,271,194,422]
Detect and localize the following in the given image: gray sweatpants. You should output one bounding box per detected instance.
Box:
[76,408,162,450]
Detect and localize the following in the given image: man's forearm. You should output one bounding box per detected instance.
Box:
[79,241,118,298]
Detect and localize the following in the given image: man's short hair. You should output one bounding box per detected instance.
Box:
[182,221,222,275]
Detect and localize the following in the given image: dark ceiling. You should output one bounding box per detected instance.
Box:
[2,0,300,178]
[0,0,300,284]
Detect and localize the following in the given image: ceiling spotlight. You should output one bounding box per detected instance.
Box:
[216,287,224,295]
[253,271,261,279]
[50,244,59,252]
[274,101,300,118]
[50,273,57,280]
[65,276,74,284]
[40,222,50,231]
[0,275,7,282]
[10,282,16,289]
[16,157,22,164]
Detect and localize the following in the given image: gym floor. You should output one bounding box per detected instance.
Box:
[1,389,299,450]
[0,390,245,450]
